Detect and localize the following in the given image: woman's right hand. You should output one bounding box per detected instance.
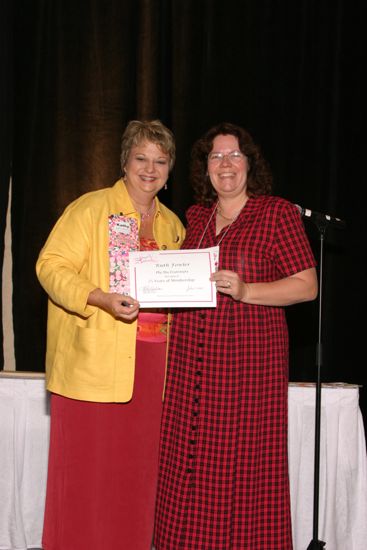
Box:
[88,288,140,321]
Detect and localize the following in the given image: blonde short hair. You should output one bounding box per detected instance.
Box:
[120,119,176,174]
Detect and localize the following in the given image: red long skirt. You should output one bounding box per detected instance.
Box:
[42,339,166,550]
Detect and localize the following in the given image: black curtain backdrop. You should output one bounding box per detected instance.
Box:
[1,1,366,424]
[0,0,13,361]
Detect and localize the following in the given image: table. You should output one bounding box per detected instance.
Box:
[288,382,367,550]
[0,372,49,550]
[1,373,367,550]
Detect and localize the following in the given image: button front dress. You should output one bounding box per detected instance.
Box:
[154,196,316,550]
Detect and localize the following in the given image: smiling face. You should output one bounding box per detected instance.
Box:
[124,140,170,201]
[207,134,249,201]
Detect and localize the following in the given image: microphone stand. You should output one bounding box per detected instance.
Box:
[306,216,327,549]
[296,204,345,549]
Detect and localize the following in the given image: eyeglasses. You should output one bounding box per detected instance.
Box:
[207,150,245,164]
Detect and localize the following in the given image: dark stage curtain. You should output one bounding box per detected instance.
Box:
[0,0,13,367]
[2,1,366,421]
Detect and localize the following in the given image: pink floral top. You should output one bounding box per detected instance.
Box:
[108,214,139,296]
[108,214,167,343]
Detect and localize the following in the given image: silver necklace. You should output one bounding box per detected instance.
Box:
[197,202,243,249]
[136,200,155,222]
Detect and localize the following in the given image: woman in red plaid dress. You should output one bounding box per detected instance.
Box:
[154,123,318,550]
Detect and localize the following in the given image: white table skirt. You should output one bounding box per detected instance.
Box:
[288,382,367,550]
[1,373,366,550]
[0,373,49,550]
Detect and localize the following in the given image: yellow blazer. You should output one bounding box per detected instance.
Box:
[36,179,185,402]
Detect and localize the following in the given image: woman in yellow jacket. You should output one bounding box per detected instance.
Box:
[36,120,185,550]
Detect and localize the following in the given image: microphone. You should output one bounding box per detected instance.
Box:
[295,204,346,228]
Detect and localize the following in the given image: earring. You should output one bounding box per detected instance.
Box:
[164,183,168,190]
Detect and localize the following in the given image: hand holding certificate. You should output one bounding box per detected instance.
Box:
[129,246,219,308]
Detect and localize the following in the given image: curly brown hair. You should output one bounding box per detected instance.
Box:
[190,122,273,206]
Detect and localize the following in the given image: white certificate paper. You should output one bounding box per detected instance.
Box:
[129,246,219,308]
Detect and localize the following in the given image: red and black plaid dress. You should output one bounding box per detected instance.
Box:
[154,196,317,550]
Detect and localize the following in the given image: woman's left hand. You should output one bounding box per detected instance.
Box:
[210,270,246,301]
[211,267,318,306]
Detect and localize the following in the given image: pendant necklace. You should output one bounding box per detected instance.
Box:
[217,205,243,221]
[197,201,244,249]
[135,200,155,222]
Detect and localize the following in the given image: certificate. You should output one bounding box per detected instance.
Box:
[129,246,219,307]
